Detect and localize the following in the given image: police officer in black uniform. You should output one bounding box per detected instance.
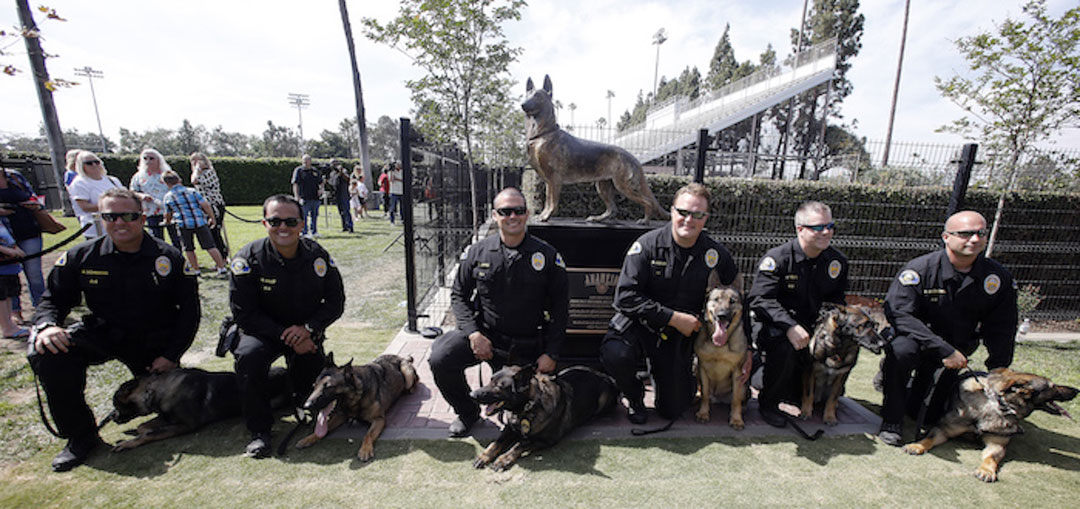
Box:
[601,183,739,424]
[229,194,345,458]
[428,187,568,437]
[748,201,847,427]
[28,188,199,472]
[878,210,1018,446]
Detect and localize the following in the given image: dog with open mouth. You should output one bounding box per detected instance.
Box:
[693,270,750,428]
[469,365,619,471]
[902,367,1077,482]
[295,353,417,461]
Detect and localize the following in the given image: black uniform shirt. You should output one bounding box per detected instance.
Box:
[748,239,848,332]
[229,237,346,343]
[613,224,738,331]
[884,250,1018,369]
[450,232,569,357]
[32,234,200,362]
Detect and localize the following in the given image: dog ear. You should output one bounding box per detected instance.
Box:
[325,351,336,368]
[526,77,534,93]
[706,269,721,292]
[543,75,552,95]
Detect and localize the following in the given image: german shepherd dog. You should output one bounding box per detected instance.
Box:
[295,353,417,461]
[903,368,1078,482]
[693,271,750,428]
[470,365,619,471]
[522,75,669,223]
[800,303,889,425]
[109,367,290,451]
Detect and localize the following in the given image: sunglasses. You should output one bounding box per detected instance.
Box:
[142,155,156,160]
[101,212,142,222]
[799,222,836,232]
[84,160,102,166]
[673,207,708,220]
[265,217,301,227]
[495,207,527,217]
[946,229,987,239]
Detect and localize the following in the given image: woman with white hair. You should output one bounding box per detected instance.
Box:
[68,152,123,239]
[130,148,180,248]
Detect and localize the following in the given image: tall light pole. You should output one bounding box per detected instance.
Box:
[568,102,577,130]
[606,90,615,140]
[287,92,310,153]
[652,28,668,99]
[882,0,911,168]
[73,66,107,152]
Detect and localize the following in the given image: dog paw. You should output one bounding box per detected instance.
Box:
[902,444,926,455]
[357,445,375,462]
[729,417,744,430]
[491,459,514,472]
[111,440,136,452]
[473,457,490,469]
[295,435,319,449]
[694,410,710,423]
[974,466,998,483]
[823,416,838,427]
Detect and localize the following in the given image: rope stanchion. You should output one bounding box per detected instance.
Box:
[223,207,264,224]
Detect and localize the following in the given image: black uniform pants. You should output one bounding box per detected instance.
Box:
[27,327,156,441]
[233,332,323,434]
[758,326,810,410]
[600,323,695,420]
[881,334,960,426]
[428,329,513,421]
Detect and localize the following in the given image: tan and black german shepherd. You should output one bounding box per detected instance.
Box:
[800,303,889,425]
[522,75,669,223]
[470,365,619,471]
[903,368,1078,482]
[693,271,750,428]
[109,367,291,451]
[296,353,417,461]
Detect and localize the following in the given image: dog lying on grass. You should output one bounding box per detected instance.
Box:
[295,353,417,461]
[110,367,290,451]
[902,368,1077,482]
[470,365,619,471]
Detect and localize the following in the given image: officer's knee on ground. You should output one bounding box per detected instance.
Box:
[599,334,635,374]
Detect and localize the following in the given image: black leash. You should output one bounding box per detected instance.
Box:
[276,409,310,457]
[0,223,91,266]
[914,366,946,440]
[33,367,115,440]
[784,414,825,441]
[631,418,676,436]
[223,207,264,224]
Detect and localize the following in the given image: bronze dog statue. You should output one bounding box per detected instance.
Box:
[522,75,669,223]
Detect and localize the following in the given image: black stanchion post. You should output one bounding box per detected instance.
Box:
[400,118,419,332]
[694,129,708,184]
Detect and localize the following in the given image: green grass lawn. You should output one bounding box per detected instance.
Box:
[1,207,1078,507]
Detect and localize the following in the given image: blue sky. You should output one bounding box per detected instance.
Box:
[2,0,1077,150]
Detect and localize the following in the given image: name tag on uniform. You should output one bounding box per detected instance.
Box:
[923,288,945,303]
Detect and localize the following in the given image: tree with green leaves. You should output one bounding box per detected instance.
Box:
[935,0,1080,256]
[362,0,525,231]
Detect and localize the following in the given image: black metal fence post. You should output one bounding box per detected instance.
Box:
[946,143,978,217]
[400,118,418,332]
[694,129,708,183]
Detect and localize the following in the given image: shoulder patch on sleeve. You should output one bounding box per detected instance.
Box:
[230,257,251,276]
[627,241,643,256]
[54,251,67,267]
[899,269,920,286]
[555,252,566,269]
[759,256,776,272]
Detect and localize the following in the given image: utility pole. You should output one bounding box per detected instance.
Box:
[606,90,614,141]
[73,65,107,152]
[17,0,71,212]
[338,0,371,187]
[288,92,310,153]
[882,0,911,168]
[652,28,667,99]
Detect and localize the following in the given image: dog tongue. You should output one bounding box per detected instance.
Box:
[315,400,337,438]
[712,322,728,347]
[1051,402,1073,420]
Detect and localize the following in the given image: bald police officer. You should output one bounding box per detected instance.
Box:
[428,187,568,437]
[601,183,740,424]
[748,201,847,427]
[28,188,199,472]
[878,210,1018,446]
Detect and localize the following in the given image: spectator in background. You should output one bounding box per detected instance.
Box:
[131,148,181,249]
[291,154,323,237]
[327,161,353,233]
[377,166,390,213]
[350,168,368,221]
[0,217,27,338]
[0,167,48,326]
[189,152,229,257]
[388,162,404,225]
[162,170,228,276]
[68,152,123,239]
[63,149,81,188]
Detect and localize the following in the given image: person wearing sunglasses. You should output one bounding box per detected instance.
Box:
[131,148,182,250]
[877,210,1018,447]
[747,201,848,427]
[27,188,199,472]
[227,194,345,458]
[601,183,739,425]
[68,151,124,239]
[429,187,568,438]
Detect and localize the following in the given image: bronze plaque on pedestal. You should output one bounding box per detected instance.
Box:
[566,268,620,334]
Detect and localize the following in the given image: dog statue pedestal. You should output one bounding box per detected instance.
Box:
[529,219,661,364]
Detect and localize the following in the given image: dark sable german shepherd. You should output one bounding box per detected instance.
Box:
[800,303,889,425]
[296,353,417,461]
[694,271,750,428]
[903,368,1078,482]
[522,75,669,223]
[110,367,290,451]
[469,365,618,471]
